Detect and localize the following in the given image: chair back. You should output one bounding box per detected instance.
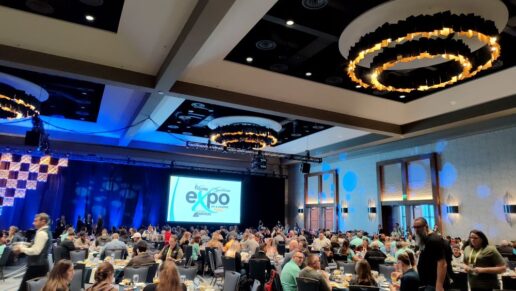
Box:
[295,277,319,291]
[52,245,65,262]
[146,263,159,283]
[348,286,380,291]
[208,251,217,271]
[214,248,223,268]
[337,261,356,274]
[124,266,149,282]
[70,249,87,264]
[503,276,516,290]
[378,264,395,279]
[222,256,237,271]
[104,249,125,260]
[70,268,83,291]
[177,265,198,280]
[184,245,193,261]
[249,259,268,284]
[26,276,47,291]
[223,270,241,291]
[251,279,261,291]
[277,242,286,256]
[366,256,385,272]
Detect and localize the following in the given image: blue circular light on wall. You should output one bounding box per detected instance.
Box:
[476,185,491,198]
[322,163,331,181]
[339,152,348,161]
[435,140,448,153]
[111,200,122,208]
[439,163,457,188]
[408,163,426,189]
[342,171,358,192]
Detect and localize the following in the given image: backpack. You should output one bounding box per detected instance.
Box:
[264,269,277,291]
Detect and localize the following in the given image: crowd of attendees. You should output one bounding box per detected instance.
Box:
[1,214,516,291]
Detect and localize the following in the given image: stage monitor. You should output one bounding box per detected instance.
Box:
[166,176,242,224]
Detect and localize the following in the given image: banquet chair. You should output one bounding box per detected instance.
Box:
[366,256,385,272]
[214,248,223,268]
[70,268,83,291]
[208,251,224,286]
[249,258,269,286]
[146,263,159,283]
[102,249,125,260]
[0,247,12,281]
[70,249,87,264]
[222,256,237,272]
[337,261,356,274]
[26,276,47,291]
[295,277,319,291]
[502,275,516,290]
[251,279,261,291]
[123,266,149,282]
[277,242,286,256]
[52,245,65,262]
[223,271,241,291]
[348,286,380,291]
[177,265,198,280]
[378,264,395,279]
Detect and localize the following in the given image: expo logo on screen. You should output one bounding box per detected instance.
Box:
[186,185,230,215]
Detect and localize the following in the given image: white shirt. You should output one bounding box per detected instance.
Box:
[20,225,49,256]
[312,237,331,251]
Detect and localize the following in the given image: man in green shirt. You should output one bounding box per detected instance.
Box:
[0,233,6,258]
[280,251,305,291]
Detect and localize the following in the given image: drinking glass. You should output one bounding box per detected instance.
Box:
[133,274,139,284]
[180,275,186,284]
[111,252,116,260]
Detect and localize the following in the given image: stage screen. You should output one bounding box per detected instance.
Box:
[166,176,242,223]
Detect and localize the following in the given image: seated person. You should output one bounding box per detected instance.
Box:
[96,229,111,247]
[74,231,91,250]
[86,262,117,291]
[0,233,7,259]
[156,235,183,262]
[350,260,377,287]
[126,240,155,267]
[250,243,273,274]
[60,229,76,259]
[312,232,331,251]
[364,241,386,270]
[390,252,419,291]
[320,247,336,270]
[337,239,357,262]
[42,259,74,291]
[101,233,128,258]
[225,240,242,272]
[264,238,278,259]
[298,254,331,291]
[143,261,182,291]
[497,240,514,256]
[241,233,260,256]
[280,251,305,291]
[6,226,24,245]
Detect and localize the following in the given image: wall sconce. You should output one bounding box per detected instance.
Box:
[445,194,460,224]
[446,205,459,214]
[504,192,515,226]
[368,199,376,221]
[341,207,349,214]
[297,207,304,214]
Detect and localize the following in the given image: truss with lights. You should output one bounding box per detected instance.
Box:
[0,72,49,119]
[346,12,501,93]
[210,124,279,150]
[0,153,68,208]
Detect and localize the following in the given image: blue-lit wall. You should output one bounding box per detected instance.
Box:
[288,125,516,243]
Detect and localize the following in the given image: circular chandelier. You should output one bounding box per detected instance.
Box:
[0,72,48,119]
[339,2,507,95]
[208,116,281,150]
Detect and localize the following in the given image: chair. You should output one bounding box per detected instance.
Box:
[103,249,125,260]
[70,249,87,264]
[52,245,65,262]
[70,268,83,291]
[26,276,48,291]
[184,245,193,262]
[277,242,286,256]
[348,286,380,291]
[73,263,86,289]
[223,271,241,291]
[295,277,319,291]
[378,264,395,280]
[214,248,223,268]
[146,263,159,283]
[208,251,224,286]
[177,265,198,280]
[222,256,237,272]
[366,256,385,272]
[337,261,356,274]
[0,247,11,281]
[251,279,261,291]
[249,259,269,286]
[124,266,149,282]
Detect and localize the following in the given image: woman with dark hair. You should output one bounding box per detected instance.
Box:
[390,252,419,291]
[350,259,377,287]
[86,262,117,291]
[143,261,182,291]
[463,230,506,291]
[42,259,74,291]
[338,239,357,262]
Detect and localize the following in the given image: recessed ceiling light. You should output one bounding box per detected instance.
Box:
[246,57,253,63]
[450,101,457,106]
[81,92,87,95]
[355,85,362,88]
[80,106,86,109]
[286,20,295,26]
[85,15,95,22]
[399,95,406,99]
[305,72,312,76]
[158,91,164,95]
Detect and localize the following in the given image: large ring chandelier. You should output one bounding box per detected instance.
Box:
[208,116,281,150]
[345,12,502,94]
[0,72,48,119]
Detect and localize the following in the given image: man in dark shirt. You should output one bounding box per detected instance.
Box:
[60,229,76,259]
[414,217,449,291]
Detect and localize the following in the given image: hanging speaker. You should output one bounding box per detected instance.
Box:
[300,162,311,174]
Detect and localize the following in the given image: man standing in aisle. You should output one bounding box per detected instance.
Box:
[13,213,53,291]
[413,217,450,291]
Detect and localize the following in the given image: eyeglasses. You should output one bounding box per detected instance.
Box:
[412,225,424,229]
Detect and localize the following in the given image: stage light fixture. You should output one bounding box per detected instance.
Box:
[251,151,267,170]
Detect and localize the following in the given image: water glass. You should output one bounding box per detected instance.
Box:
[180,275,186,284]
[340,266,344,272]
[133,274,139,284]
[111,252,116,259]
